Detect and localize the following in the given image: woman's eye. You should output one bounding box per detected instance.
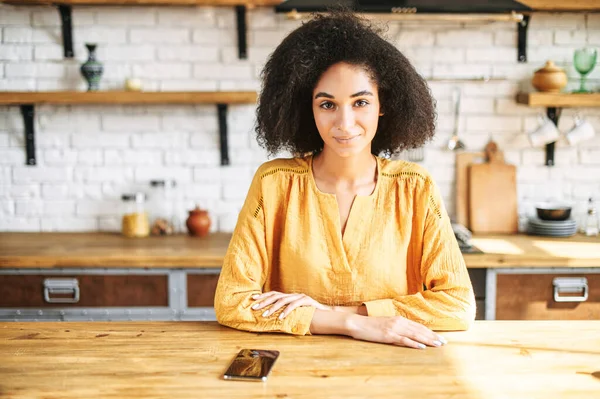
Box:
[355,99,369,107]
[320,102,335,110]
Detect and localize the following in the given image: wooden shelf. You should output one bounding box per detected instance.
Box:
[2,0,281,6]
[519,0,600,11]
[0,91,257,105]
[517,92,600,166]
[517,92,600,108]
[0,91,256,166]
[2,1,281,60]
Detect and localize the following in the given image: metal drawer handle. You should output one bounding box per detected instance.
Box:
[43,278,80,304]
[553,277,588,303]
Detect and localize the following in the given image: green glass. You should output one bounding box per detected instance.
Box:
[573,47,597,93]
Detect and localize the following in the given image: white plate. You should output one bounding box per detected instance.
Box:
[528,218,576,226]
[527,231,577,237]
[529,228,578,234]
[529,225,577,230]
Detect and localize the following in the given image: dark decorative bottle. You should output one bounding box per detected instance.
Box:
[80,43,103,91]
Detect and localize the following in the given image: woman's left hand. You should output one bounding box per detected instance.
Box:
[251,291,331,319]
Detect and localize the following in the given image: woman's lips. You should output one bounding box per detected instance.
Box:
[334,135,360,144]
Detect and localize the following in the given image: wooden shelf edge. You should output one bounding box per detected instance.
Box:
[2,0,281,6]
[0,91,258,105]
[517,92,600,108]
[519,0,600,11]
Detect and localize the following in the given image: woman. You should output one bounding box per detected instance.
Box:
[214,12,475,350]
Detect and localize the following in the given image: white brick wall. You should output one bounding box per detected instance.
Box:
[1,9,600,232]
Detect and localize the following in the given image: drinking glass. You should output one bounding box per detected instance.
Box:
[573,47,597,93]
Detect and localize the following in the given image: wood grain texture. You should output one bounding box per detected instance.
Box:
[517,92,600,108]
[0,275,169,307]
[0,321,598,398]
[0,91,257,105]
[466,234,600,268]
[519,0,600,11]
[2,0,281,6]
[1,232,600,269]
[187,274,220,307]
[455,152,485,228]
[496,273,600,320]
[468,146,518,234]
[0,232,232,268]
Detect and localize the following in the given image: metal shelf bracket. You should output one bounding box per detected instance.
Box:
[57,5,74,58]
[20,105,36,166]
[217,104,230,166]
[235,5,248,60]
[545,106,562,167]
[517,14,530,63]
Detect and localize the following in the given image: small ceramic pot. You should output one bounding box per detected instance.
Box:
[186,206,211,237]
[531,61,568,93]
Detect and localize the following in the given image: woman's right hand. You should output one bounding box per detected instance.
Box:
[347,315,447,349]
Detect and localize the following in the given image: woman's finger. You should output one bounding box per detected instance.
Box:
[279,297,312,319]
[404,320,446,347]
[393,335,427,350]
[251,291,279,301]
[251,292,288,310]
[408,330,443,348]
[264,294,304,317]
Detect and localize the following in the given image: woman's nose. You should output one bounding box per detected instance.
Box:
[336,107,356,132]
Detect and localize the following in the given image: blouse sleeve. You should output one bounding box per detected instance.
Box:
[214,167,316,335]
[363,178,476,331]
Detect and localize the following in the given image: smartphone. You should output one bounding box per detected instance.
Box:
[223,349,280,382]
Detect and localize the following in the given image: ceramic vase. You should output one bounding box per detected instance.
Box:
[531,60,567,93]
[80,43,104,92]
[186,206,211,237]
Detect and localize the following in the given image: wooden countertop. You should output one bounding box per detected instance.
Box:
[0,232,599,269]
[0,232,231,268]
[0,321,598,398]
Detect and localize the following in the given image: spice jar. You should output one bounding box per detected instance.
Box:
[149,180,177,236]
[584,197,599,237]
[121,193,150,238]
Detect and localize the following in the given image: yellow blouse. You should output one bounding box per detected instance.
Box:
[214,155,476,335]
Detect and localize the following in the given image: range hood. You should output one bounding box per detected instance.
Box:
[275,0,532,14]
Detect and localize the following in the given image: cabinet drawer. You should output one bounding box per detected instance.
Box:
[496,273,600,320]
[187,274,220,307]
[0,275,169,308]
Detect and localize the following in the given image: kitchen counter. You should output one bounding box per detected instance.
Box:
[0,320,598,398]
[1,232,599,269]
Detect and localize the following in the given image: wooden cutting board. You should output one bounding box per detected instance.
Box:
[468,141,518,234]
[455,151,485,228]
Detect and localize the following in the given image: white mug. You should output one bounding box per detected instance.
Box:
[565,117,595,146]
[528,115,560,147]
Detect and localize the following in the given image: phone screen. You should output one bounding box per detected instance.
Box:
[223,349,280,382]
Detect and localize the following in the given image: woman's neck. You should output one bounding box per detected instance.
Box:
[312,147,377,190]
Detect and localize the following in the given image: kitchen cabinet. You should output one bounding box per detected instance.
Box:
[0,274,169,307]
[1,233,599,322]
[488,268,600,320]
[0,268,220,322]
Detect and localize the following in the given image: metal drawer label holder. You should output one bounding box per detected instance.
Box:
[43,278,80,304]
[552,277,588,303]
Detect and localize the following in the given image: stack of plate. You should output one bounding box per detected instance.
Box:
[527,217,577,237]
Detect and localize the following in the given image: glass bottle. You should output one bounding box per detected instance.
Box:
[121,193,150,238]
[584,197,599,237]
[149,180,177,235]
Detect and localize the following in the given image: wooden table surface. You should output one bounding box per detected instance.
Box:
[0,321,598,398]
[0,232,599,269]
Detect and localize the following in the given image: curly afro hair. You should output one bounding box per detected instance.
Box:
[255,11,437,157]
